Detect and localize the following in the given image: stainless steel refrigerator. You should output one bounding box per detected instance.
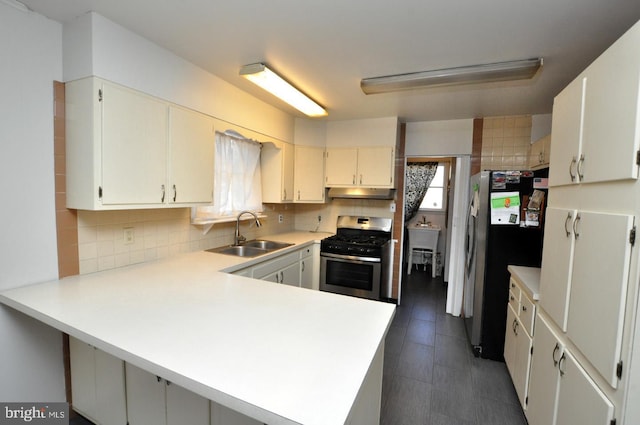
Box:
[462,169,547,360]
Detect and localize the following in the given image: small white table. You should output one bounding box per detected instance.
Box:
[407,224,441,278]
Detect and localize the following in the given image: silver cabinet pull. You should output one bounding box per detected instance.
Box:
[552,343,560,366]
[522,305,527,312]
[172,184,177,202]
[569,157,577,181]
[161,184,165,203]
[558,352,567,376]
[564,212,573,237]
[573,213,581,240]
[577,154,585,181]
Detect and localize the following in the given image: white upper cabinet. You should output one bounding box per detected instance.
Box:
[293,145,325,203]
[66,77,215,210]
[548,24,640,187]
[168,106,215,205]
[261,140,294,203]
[325,146,394,188]
[101,82,168,206]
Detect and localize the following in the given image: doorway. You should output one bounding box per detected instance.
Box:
[398,155,470,315]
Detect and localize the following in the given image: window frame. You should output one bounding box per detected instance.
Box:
[418,162,449,212]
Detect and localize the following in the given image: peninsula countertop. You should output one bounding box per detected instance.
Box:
[0,231,396,425]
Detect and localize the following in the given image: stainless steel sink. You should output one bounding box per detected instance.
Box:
[208,245,268,257]
[207,240,293,257]
[243,240,293,250]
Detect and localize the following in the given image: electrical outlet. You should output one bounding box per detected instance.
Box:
[278,214,284,223]
[123,227,135,245]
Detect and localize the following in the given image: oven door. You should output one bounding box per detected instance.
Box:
[320,252,381,300]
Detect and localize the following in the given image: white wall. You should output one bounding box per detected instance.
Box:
[0,3,65,401]
[405,119,473,156]
[64,12,294,143]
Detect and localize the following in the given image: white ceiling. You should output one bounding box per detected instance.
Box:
[19,0,640,122]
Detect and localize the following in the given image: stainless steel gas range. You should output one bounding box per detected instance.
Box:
[320,216,393,301]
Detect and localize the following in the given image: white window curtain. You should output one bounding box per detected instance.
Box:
[196,130,263,218]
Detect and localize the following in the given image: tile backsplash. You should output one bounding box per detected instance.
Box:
[481,115,532,170]
[77,205,294,274]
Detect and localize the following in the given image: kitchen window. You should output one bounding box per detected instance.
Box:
[419,163,448,211]
[194,130,263,220]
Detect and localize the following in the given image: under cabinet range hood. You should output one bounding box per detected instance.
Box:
[328,187,396,200]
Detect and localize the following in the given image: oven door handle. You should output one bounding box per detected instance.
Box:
[320,252,382,264]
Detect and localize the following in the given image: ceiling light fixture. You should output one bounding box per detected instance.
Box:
[240,63,327,117]
[360,58,543,95]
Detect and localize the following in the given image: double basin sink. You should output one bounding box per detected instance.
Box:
[207,240,293,258]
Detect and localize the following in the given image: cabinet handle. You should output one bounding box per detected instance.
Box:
[577,154,585,181]
[301,261,305,272]
[172,184,177,202]
[360,174,363,185]
[564,212,573,237]
[569,157,577,181]
[513,319,519,336]
[284,189,287,199]
[522,305,527,312]
[161,185,165,203]
[573,213,581,240]
[156,376,162,383]
[552,343,560,366]
[352,175,356,185]
[510,295,515,301]
[558,352,567,376]
[298,190,301,200]
[280,271,284,283]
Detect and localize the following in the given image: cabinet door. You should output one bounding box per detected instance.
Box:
[567,211,634,388]
[556,350,614,425]
[126,364,167,425]
[166,382,210,425]
[168,106,215,204]
[94,349,127,425]
[294,146,325,202]
[580,25,640,184]
[101,82,168,205]
[357,147,394,187]
[261,140,294,202]
[539,208,577,331]
[548,77,585,187]
[513,327,533,409]
[211,402,262,425]
[528,139,544,169]
[526,315,562,425]
[280,262,301,287]
[69,338,97,419]
[504,304,518,376]
[325,148,358,186]
[300,257,313,289]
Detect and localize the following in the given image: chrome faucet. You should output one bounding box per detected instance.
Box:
[235,211,262,245]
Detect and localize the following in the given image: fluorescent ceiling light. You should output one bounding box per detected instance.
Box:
[360,58,543,94]
[240,63,327,117]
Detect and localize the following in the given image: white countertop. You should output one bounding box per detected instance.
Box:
[0,232,396,425]
[507,265,541,300]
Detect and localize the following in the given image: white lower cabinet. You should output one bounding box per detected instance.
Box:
[126,363,210,425]
[210,402,262,425]
[526,314,615,425]
[252,251,301,286]
[503,278,535,410]
[69,337,127,425]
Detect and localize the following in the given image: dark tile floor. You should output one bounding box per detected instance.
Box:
[381,267,527,425]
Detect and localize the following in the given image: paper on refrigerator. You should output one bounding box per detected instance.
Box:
[490,191,520,225]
